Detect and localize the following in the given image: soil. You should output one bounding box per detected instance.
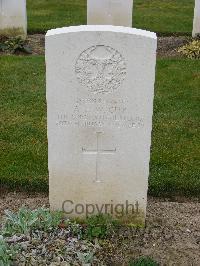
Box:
[0,34,191,58]
[27,35,192,58]
[26,34,45,55]
[157,36,190,58]
[1,192,199,266]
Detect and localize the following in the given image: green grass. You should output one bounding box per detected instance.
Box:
[150,59,200,197]
[134,0,194,34]
[27,0,86,33]
[0,56,200,196]
[0,56,47,191]
[27,0,195,34]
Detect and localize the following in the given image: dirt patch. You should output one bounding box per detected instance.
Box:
[157,36,191,58]
[26,34,45,55]
[25,35,192,58]
[0,192,199,265]
[0,192,49,217]
[103,198,200,265]
[0,34,191,58]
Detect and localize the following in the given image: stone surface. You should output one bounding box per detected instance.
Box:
[46,25,157,224]
[87,0,133,27]
[193,0,200,37]
[0,0,27,39]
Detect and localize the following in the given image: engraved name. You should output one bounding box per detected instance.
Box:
[56,97,144,129]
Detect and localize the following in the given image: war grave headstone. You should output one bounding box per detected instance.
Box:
[193,0,200,37]
[46,25,157,225]
[87,0,133,27]
[0,0,27,39]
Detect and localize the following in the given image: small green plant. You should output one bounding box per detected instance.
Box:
[3,208,39,235]
[77,251,94,265]
[129,256,159,266]
[3,207,62,236]
[64,220,82,238]
[0,235,18,266]
[178,40,200,59]
[0,36,31,54]
[33,207,63,231]
[84,214,118,240]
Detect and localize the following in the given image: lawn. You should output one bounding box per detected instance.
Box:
[0,56,199,196]
[27,0,195,34]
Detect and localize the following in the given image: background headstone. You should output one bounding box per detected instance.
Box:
[0,0,27,39]
[193,0,200,37]
[87,0,133,27]
[46,25,157,225]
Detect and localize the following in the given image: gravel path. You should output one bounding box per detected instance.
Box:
[0,192,199,265]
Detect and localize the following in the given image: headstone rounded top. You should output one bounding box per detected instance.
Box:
[46,25,157,40]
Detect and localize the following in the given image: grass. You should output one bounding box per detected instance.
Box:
[150,59,200,197]
[0,56,200,197]
[0,56,47,191]
[133,0,194,35]
[27,0,195,34]
[27,0,86,33]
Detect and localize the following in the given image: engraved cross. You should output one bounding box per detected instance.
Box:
[82,132,116,182]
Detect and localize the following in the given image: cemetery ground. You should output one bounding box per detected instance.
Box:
[1,1,200,265]
[0,54,200,265]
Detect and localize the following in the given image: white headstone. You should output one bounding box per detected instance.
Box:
[46,25,157,225]
[0,0,27,39]
[87,0,133,27]
[193,0,200,37]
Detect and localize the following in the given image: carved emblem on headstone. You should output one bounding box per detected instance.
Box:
[75,45,126,94]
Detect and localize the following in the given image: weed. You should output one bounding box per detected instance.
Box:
[0,235,18,266]
[2,207,62,236]
[84,214,118,240]
[129,256,159,266]
[0,37,31,54]
[77,251,94,265]
[3,208,39,236]
[64,220,83,239]
[178,39,200,59]
[33,207,63,231]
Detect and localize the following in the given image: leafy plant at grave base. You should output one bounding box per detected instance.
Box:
[2,207,63,236]
[63,220,83,238]
[77,251,94,265]
[2,208,38,236]
[0,235,18,266]
[0,36,31,54]
[84,214,118,240]
[178,39,200,59]
[129,256,159,266]
[32,207,63,232]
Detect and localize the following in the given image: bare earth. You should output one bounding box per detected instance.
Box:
[0,34,189,58]
[26,34,190,58]
[0,34,191,59]
[0,192,199,266]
